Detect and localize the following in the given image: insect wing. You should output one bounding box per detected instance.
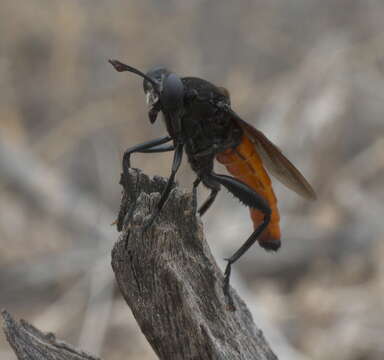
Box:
[232,114,316,200]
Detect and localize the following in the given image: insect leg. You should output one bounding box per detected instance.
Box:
[210,173,270,211]
[192,176,220,216]
[116,138,175,231]
[223,212,270,289]
[208,173,271,309]
[144,142,184,229]
[123,136,172,173]
[191,178,201,215]
[198,188,219,216]
[140,144,175,153]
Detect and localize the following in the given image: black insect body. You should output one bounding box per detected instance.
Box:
[109,59,316,310]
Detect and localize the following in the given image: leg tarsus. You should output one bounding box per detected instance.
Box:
[192,178,201,216]
[223,261,236,311]
[221,211,270,309]
[198,189,219,216]
[226,212,271,265]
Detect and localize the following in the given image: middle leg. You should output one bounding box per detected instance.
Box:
[191,178,219,217]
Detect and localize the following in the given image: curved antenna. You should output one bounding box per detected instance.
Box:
[109,59,160,94]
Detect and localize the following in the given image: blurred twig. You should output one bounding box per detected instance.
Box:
[78,139,116,355]
[0,137,116,355]
[0,136,115,245]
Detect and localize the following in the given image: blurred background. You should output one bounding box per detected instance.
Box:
[1,1,384,359]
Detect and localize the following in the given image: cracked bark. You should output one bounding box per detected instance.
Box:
[2,310,100,360]
[2,168,278,360]
[111,169,278,359]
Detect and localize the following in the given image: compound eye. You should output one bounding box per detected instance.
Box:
[161,73,184,111]
[143,67,169,93]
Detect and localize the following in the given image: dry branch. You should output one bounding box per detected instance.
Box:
[1,167,278,360]
[111,169,278,360]
[1,310,100,360]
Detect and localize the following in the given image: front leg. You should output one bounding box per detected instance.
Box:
[117,136,174,231]
[122,136,172,178]
[144,142,184,229]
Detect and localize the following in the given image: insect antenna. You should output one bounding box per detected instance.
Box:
[108,59,160,95]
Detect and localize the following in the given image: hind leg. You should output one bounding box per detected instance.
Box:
[205,172,272,310]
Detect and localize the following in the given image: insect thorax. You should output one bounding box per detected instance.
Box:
[179,77,243,174]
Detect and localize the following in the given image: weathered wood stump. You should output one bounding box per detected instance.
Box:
[111,169,278,359]
[2,169,278,360]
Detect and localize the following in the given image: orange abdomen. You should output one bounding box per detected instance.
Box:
[216,135,281,249]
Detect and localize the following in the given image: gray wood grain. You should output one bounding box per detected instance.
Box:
[112,169,278,360]
[2,310,100,360]
[1,168,278,360]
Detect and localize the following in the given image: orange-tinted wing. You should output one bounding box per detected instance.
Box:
[232,114,316,201]
[216,135,281,250]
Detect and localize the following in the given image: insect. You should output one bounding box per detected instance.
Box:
[109,59,316,309]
